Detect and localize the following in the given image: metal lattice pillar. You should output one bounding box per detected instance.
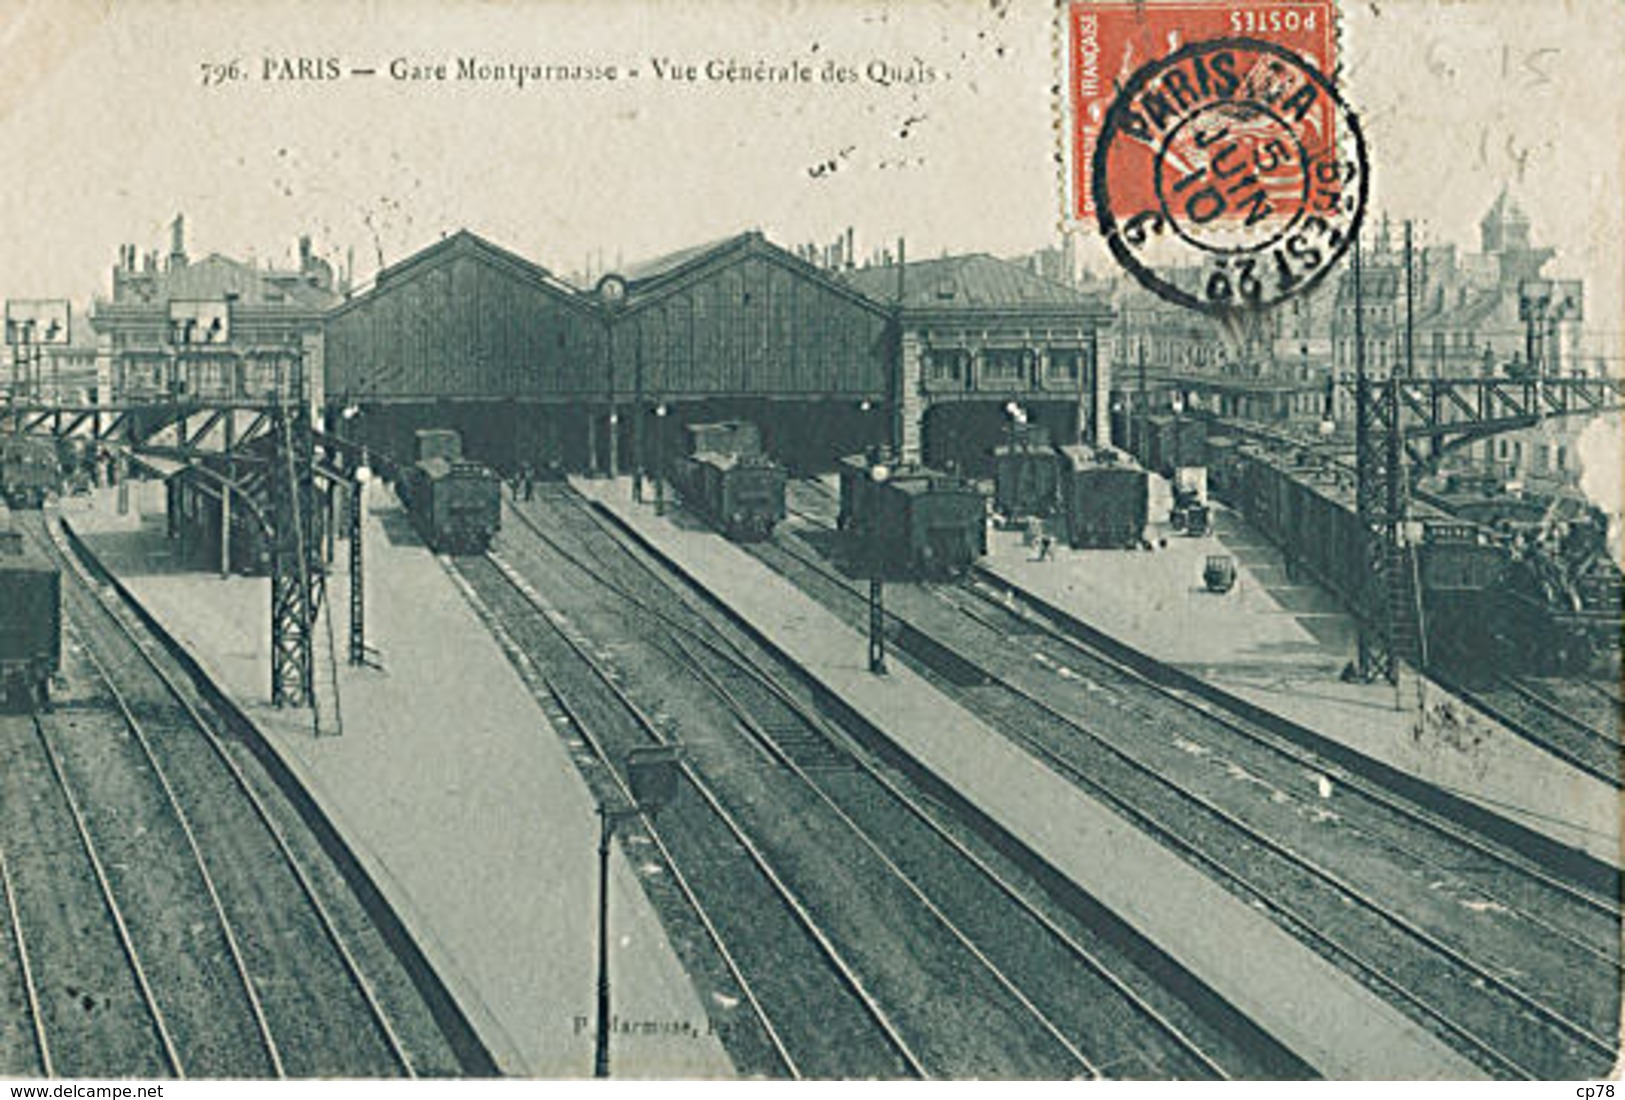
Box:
[269,399,323,707]
[1353,235,1396,684]
[1355,375,1409,684]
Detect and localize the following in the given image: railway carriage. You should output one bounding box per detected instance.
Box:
[838,455,987,578]
[0,515,59,711]
[394,428,503,555]
[671,420,787,542]
[991,424,1061,523]
[0,435,61,509]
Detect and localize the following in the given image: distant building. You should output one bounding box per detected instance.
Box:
[1328,194,1585,382]
[90,215,342,404]
[1331,218,1405,379]
[1412,191,1583,379]
[41,305,99,402]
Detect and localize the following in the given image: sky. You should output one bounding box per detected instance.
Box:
[0,0,1618,344]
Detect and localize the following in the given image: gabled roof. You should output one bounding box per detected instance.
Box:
[609,231,889,317]
[843,253,1105,311]
[1419,286,1509,331]
[619,233,755,284]
[333,229,588,318]
[119,253,341,311]
[1334,263,1401,304]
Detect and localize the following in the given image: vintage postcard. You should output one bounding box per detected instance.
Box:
[0,0,1619,1087]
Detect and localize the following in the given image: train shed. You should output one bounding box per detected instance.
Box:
[322,230,606,472]
[598,231,895,475]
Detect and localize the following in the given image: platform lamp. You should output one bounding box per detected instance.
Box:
[1004,400,1026,450]
[594,744,682,1078]
[653,404,668,514]
[866,458,890,675]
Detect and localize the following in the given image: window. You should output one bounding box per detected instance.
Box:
[981,348,1027,384]
[926,348,967,384]
[1556,445,1567,471]
[1047,348,1082,382]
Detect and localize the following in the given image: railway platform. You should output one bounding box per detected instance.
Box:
[976,494,1618,866]
[575,474,1484,1080]
[56,482,734,1078]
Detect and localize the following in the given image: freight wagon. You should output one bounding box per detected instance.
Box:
[992,423,1061,523]
[838,454,987,578]
[1230,443,1509,666]
[1140,415,1208,477]
[0,515,59,711]
[686,420,762,459]
[1057,445,1148,549]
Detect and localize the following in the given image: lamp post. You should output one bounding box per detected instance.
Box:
[594,744,681,1078]
[866,458,890,675]
[653,403,668,515]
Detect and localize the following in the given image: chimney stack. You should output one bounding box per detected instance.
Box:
[168,214,188,270]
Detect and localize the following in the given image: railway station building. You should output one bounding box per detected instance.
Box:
[843,254,1114,474]
[321,229,1115,478]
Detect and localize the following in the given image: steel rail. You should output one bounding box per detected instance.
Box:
[667,633,1102,1079]
[29,715,184,1078]
[758,534,1614,1077]
[469,551,927,1078]
[665,627,1232,1079]
[1504,677,1622,750]
[437,558,800,1079]
[42,516,417,1078]
[780,498,1620,921]
[514,489,1235,1078]
[1443,679,1619,789]
[0,838,51,1076]
[525,487,1617,1072]
[943,581,1622,967]
[59,618,287,1078]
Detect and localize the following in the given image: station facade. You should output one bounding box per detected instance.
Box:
[844,253,1113,473]
[320,229,1114,476]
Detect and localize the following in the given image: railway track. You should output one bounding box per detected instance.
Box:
[761,488,1620,1079]
[449,552,922,1079]
[1447,677,1622,788]
[456,485,1301,1078]
[3,511,457,1078]
[0,713,176,1077]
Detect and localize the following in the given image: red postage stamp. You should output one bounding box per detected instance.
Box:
[1067,1,1338,224]
[1065,1,1365,316]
